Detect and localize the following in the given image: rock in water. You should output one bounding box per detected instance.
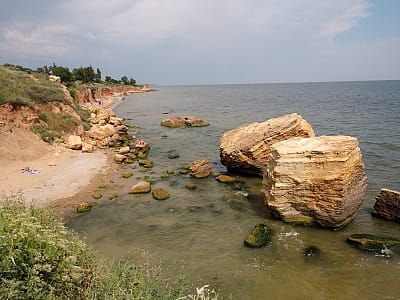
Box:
[129,181,151,194]
[244,224,272,248]
[347,234,400,257]
[371,188,400,222]
[220,113,315,176]
[161,116,209,128]
[152,188,170,200]
[77,202,92,213]
[189,158,212,178]
[263,136,367,228]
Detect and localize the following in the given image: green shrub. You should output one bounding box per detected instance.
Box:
[0,195,96,299]
[32,123,59,143]
[88,259,187,300]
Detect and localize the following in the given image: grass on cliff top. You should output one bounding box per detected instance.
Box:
[0,65,92,142]
[0,65,67,107]
[0,195,222,300]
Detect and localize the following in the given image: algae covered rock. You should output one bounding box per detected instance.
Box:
[129,181,151,194]
[347,234,400,257]
[244,224,272,248]
[152,188,170,200]
[185,183,197,190]
[121,172,133,178]
[92,193,103,199]
[77,202,92,213]
[138,159,153,168]
[216,175,237,183]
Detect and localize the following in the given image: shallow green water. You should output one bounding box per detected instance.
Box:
[68,82,400,299]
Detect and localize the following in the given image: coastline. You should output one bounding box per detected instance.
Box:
[0,87,145,213]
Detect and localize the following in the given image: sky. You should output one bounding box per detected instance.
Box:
[0,0,399,85]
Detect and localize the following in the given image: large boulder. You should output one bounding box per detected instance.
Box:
[220,113,315,176]
[161,116,209,128]
[67,135,82,150]
[87,124,116,140]
[189,158,212,178]
[371,188,400,222]
[263,136,367,228]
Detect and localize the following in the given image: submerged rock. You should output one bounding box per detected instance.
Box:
[121,172,133,178]
[347,234,400,257]
[161,116,209,128]
[216,175,237,183]
[263,136,367,229]
[92,193,103,199]
[152,188,170,200]
[220,113,315,176]
[189,158,212,178]
[304,246,322,259]
[185,183,197,190]
[77,202,92,213]
[371,188,400,222]
[244,224,272,248]
[129,181,151,194]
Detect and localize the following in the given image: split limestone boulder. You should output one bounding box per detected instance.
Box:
[220,113,315,176]
[263,136,367,228]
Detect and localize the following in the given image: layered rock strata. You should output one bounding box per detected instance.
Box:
[220,113,315,176]
[371,188,400,222]
[263,136,367,228]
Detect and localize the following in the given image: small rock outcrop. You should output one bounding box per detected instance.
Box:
[161,116,209,128]
[371,188,400,222]
[244,224,272,248]
[347,234,400,257]
[220,113,315,176]
[263,136,367,228]
[189,158,212,178]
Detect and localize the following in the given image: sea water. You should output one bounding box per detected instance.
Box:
[68,81,400,299]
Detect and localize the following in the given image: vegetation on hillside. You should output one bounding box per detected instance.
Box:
[0,196,221,299]
[0,64,92,142]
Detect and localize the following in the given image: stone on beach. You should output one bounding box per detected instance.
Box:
[371,188,400,222]
[68,135,82,150]
[87,124,116,140]
[129,181,151,194]
[114,153,127,163]
[220,113,315,176]
[263,136,367,228]
[161,115,209,128]
[189,158,212,178]
[118,146,131,154]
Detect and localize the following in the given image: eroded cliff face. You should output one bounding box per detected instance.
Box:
[262,136,367,228]
[219,113,315,176]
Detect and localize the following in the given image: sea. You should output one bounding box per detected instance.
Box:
[68,81,400,299]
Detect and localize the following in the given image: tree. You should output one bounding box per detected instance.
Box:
[129,78,136,86]
[51,64,72,83]
[120,76,129,85]
[105,76,112,83]
[96,68,102,83]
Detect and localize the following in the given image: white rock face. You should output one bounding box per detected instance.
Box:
[263,136,367,228]
[220,113,315,175]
